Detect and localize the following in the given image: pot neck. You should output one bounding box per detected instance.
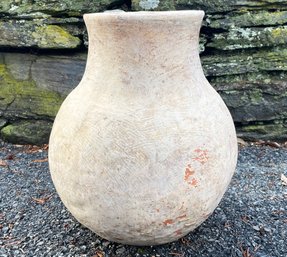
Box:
[83,11,205,84]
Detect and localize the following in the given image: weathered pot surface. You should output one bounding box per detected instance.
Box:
[49,10,238,246]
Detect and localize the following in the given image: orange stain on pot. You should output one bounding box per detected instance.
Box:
[184,164,195,181]
[163,219,174,225]
[184,164,198,187]
[193,149,209,165]
[188,178,198,186]
[175,229,182,235]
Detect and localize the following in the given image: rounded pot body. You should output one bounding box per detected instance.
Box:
[49,11,238,246]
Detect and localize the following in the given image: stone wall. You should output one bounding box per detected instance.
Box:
[0,0,287,144]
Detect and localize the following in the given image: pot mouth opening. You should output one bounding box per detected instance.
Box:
[84,10,205,20]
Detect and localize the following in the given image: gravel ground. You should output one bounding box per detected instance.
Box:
[0,140,286,257]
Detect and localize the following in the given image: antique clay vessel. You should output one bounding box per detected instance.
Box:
[49,11,238,245]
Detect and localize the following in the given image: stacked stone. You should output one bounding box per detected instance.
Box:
[0,0,114,144]
[0,0,286,144]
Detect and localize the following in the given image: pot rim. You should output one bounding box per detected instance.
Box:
[83,10,205,20]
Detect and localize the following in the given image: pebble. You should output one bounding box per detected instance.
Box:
[2,226,9,233]
[116,247,125,255]
[102,240,110,247]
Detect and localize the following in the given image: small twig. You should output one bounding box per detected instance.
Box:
[240,246,253,257]
[32,194,53,205]
[254,245,261,252]
[170,252,184,257]
[1,240,22,247]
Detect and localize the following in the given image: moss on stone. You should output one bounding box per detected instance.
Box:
[0,19,82,49]
[236,120,287,141]
[134,0,277,12]
[249,89,263,105]
[0,119,7,130]
[207,26,287,50]
[1,0,117,17]
[0,120,53,145]
[234,0,287,10]
[132,0,175,11]
[0,63,65,144]
[32,25,81,49]
[202,47,287,76]
[238,122,287,141]
[207,11,287,29]
[0,64,64,119]
[271,27,287,44]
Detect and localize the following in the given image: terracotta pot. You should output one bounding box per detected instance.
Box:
[49,10,238,246]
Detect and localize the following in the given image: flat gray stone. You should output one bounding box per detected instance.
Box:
[4,53,36,81]
[31,54,86,96]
